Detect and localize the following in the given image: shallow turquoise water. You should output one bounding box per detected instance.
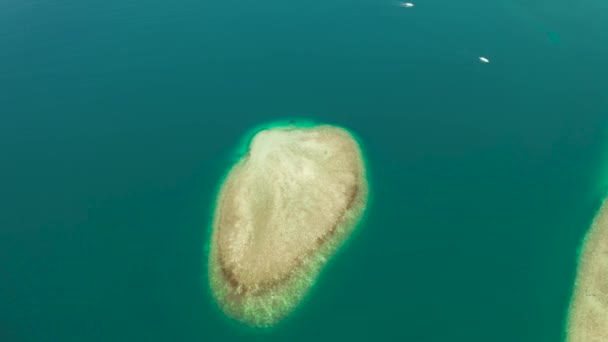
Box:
[1,0,608,341]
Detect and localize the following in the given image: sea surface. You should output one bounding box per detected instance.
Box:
[1,0,608,341]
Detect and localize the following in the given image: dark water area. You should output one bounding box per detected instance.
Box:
[1,0,607,341]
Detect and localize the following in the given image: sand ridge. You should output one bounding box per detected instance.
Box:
[208,124,368,326]
[568,198,608,342]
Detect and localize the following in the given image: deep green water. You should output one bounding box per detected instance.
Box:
[1,0,608,341]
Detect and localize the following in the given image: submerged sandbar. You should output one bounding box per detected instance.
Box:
[208,123,368,327]
[568,198,608,341]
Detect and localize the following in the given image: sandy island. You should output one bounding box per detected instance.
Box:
[208,124,369,327]
[568,198,608,342]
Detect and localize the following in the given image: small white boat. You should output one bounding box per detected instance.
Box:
[479,57,490,63]
[402,2,414,7]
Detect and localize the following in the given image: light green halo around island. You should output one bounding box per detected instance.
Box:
[208,122,369,327]
[567,196,608,342]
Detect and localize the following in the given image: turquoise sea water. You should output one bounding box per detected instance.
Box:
[1,0,608,341]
